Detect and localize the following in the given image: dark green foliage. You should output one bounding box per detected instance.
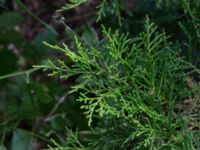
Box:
[0,5,83,149]
[179,0,200,66]
[180,0,200,45]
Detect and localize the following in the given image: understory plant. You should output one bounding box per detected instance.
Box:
[0,0,199,149]
[37,16,199,149]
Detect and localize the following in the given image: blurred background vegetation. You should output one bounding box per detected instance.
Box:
[0,0,199,150]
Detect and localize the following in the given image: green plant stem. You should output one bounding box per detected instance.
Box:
[16,128,53,144]
[181,59,200,74]
[44,92,68,122]
[0,68,40,80]
[1,127,7,145]
[15,0,58,35]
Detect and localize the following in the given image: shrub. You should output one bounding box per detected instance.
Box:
[0,0,199,149]
[37,16,199,149]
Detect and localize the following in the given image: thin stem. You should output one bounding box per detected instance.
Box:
[16,128,53,144]
[0,68,40,80]
[15,0,58,35]
[1,127,6,145]
[44,92,68,122]
[181,59,200,74]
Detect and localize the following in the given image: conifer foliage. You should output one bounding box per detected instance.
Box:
[0,0,200,149]
[37,16,199,149]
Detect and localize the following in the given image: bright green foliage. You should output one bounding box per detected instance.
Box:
[58,0,90,11]
[59,0,181,25]
[59,0,131,25]
[0,0,200,149]
[37,17,199,149]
